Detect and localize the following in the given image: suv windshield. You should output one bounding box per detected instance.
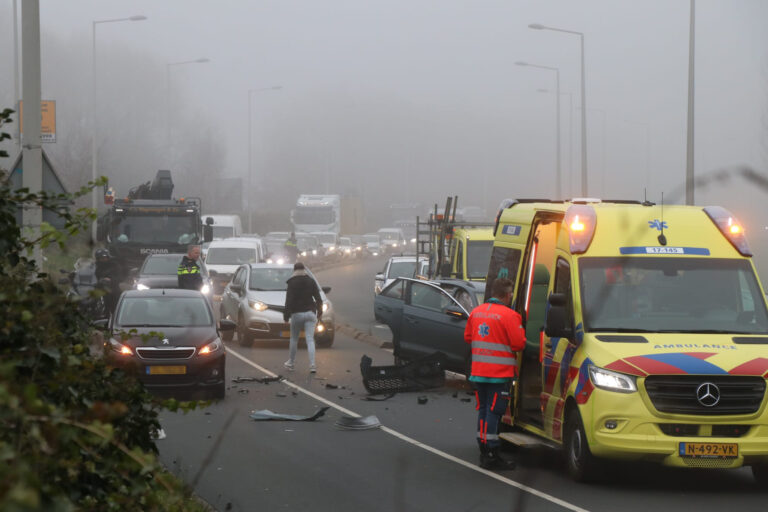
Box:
[388,261,418,278]
[249,268,294,291]
[141,255,184,275]
[579,257,768,334]
[467,241,493,279]
[118,297,212,327]
[206,247,258,265]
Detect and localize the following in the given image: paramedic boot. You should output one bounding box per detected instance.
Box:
[481,448,516,471]
[477,441,489,467]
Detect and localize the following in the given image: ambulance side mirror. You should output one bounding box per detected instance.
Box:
[544,293,573,340]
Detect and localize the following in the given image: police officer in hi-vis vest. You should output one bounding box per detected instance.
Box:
[178,245,203,290]
[464,277,526,470]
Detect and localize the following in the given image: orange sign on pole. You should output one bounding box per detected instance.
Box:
[19,100,56,143]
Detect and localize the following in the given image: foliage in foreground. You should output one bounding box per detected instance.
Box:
[0,108,207,511]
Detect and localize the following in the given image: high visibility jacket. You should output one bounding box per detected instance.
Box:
[178,256,203,290]
[464,301,526,378]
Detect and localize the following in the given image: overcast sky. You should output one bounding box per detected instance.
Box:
[1,1,767,243]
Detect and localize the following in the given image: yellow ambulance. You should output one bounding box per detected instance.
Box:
[488,199,768,482]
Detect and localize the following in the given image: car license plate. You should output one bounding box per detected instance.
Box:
[281,330,305,338]
[679,442,738,458]
[146,365,187,375]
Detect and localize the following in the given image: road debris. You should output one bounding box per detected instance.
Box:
[335,415,381,430]
[325,383,339,389]
[360,353,446,395]
[362,393,396,401]
[249,406,330,422]
[232,375,284,384]
[417,396,428,405]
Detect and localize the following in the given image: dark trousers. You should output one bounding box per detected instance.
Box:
[475,381,511,450]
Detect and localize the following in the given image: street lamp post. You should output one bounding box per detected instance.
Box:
[529,23,588,197]
[517,61,561,200]
[685,0,696,205]
[166,58,209,165]
[539,89,573,198]
[91,14,147,243]
[247,86,282,233]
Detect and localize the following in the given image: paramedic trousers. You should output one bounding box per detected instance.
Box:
[475,381,511,450]
[288,310,317,367]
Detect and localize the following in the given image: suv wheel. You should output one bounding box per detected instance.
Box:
[237,315,253,347]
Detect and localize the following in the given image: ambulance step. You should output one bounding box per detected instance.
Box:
[499,432,559,449]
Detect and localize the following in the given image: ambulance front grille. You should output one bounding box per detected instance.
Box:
[644,376,765,416]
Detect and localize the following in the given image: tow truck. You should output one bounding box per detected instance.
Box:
[416,196,493,283]
[97,170,212,273]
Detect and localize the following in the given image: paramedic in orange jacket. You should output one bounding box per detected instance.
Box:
[464,277,526,470]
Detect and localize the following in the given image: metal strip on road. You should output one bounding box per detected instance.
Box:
[227,347,590,512]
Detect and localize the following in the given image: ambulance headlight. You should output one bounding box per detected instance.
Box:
[136,283,149,291]
[588,366,637,393]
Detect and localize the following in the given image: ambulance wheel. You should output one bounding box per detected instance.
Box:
[753,464,768,485]
[564,409,600,482]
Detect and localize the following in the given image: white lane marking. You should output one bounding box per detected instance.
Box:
[228,347,590,512]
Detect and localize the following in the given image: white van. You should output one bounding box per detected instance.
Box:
[203,214,243,240]
[377,228,407,251]
[205,238,266,298]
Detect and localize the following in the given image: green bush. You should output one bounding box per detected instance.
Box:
[0,108,206,511]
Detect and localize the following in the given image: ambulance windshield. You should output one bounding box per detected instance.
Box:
[579,257,768,334]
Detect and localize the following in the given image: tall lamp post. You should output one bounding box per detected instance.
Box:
[516,61,562,200]
[91,14,147,243]
[685,0,696,205]
[166,58,209,164]
[529,23,588,197]
[538,88,573,198]
[247,86,282,233]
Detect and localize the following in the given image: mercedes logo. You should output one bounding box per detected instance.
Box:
[696,382,721,407]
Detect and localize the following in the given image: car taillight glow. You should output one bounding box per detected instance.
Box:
[704,206,752,256]
[564,204,597,254]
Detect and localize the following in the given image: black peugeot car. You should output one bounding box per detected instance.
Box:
[133,253,214,298]
[101,288,234,399]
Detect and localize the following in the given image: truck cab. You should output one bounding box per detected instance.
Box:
[488,199,768,483]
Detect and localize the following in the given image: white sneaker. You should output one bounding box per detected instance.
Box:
[309,365,317,373]
[283,360,295,371]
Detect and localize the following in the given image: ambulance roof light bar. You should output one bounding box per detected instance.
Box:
[564,204,597,254]
[703,206,752,257]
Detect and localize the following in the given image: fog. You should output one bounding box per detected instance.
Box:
[1,1,767,254]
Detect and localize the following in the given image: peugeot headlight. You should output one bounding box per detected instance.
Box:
[200,283,211,295]
[108,338,133,356]
[199,338,221,355]
[322,302,329,312]
[316,323,325,333]
[136,283,149,291]
[249,300,268,312]
[588,365,637,393]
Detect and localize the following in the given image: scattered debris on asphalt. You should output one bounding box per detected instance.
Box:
[232,375,284,384]
[249,406,330,422]
[325,383,339,389]
[335,415,381,430]
[151,428,166,440]
[362,393,396,401]
[276,392,288,398]
[417,396,428,405]
[360,353,446,394]
[238,389,249,394]
[452,392,458,398]
[460,398,472,403]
